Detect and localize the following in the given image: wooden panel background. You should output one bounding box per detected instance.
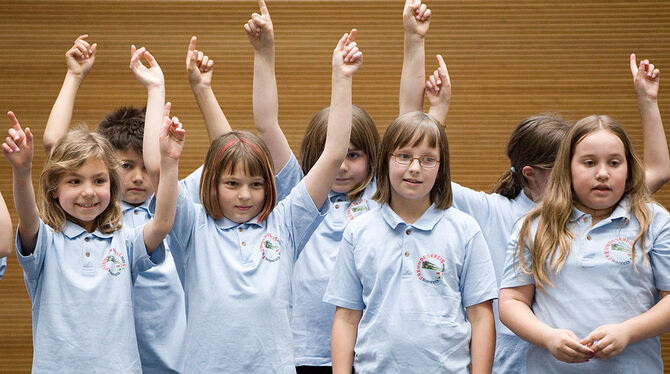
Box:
[0,0,669,371]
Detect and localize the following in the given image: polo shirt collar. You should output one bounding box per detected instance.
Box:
[381,203,442,231]
[62,220,113,239]
[215,215,264,230]
[121,198,152,214]
[570,197,630,224]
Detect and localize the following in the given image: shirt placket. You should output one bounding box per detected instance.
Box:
[401,225,414,276]
[82,234,95,273]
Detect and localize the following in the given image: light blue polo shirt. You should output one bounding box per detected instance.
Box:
[501,200,670,373]
[122,199,186,374]
[0,257,5,280]
[16,219,165,373]
[168,179,329,373]
[324,203,497,373]
[451,182,535,373]
[275,154,305,202]
[292,182,378,366]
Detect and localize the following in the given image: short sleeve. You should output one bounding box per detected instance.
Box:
[451,182,494,225]
[0,257,6,280]
[648,206,670,291]
[323,229,365,310]
[127,225,165,278]
[459,229,498,307]
[179,165,203,204]
[275,153,304,203]
[16,220,51,281]
[500,221,535,289]
[165,186,200,274]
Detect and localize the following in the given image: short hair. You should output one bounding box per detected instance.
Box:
[39,126,123,234]
[300,104,380,201]
[97,106,146,155]
[200,131,277,221]
[373,112,452,209]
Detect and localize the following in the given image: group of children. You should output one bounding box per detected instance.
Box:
[1,0,669,373]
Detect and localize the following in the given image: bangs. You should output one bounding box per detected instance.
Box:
[393,119,440,151]
[218,144,267,179]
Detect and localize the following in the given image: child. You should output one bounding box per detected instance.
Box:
[499,115,670,373]
[0,191,13,280]
[403,26,670,370]
[243,2,380,371]
[325,112,497,373]
[143,30,362,373]
[2,110,183,372]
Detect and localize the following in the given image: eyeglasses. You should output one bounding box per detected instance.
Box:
[391,153,439,168]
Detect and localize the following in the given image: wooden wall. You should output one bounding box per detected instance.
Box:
[0,0,669,371]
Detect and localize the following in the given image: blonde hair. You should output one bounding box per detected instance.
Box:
[200,131,276,221]
[516,115,651,288]
[300,105,380,201]
[373,111,452,209]
[38,126,123,234]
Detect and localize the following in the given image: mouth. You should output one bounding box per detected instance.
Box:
[76,202,99,209]
[403,178,422,185]
[236,206,252,212]
[592,184,611,192]
[128,188,145,192]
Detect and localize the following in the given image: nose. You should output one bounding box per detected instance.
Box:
[81,181,96,198]
[595,163,609,181]
[408,158,421,172]
[338,160,349,175]
[238,185,251,200]
[131,167,144,184]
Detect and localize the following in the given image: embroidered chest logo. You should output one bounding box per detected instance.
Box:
[603,237,633,265]
[259,233,281,262]
[101,248,127,276]
[346,198,370,221]
[416,254,446,284]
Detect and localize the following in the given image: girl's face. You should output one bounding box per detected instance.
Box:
[53,157,111,232]
[332,142,369,194]
[217,163,266,224]
[570,129,627,217]
[388,138,439,210]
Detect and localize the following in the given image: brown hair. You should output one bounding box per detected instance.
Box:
[97,106,146,155]
[38,126,123,233]
[200,131,277,221]
[515,115,651,288]
[373,111,452,209]
[493,114,570,199]
[300,104,380,201]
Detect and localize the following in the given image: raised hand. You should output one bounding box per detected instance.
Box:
[2,111,34,172]
[543,328,594,363]
[186,36,215,89]
[403,0,431,38]
[159,102,185,161]
[581,323,631,360]
[244,0,274,52]
[333,29,363,78]
[426,54,451,125]
[65,34,97,80]
[630,53,660,101]
[129,45,164,89]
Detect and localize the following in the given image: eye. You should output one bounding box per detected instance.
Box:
[251,181,265,189]
[95,178,108,185]
[121,162,132,169]
[422,157,438,163]
[583,160,595,167]
[67,178,80,185]
[224,181,238,187]
[609,159,621,167]
[347,152,360,160]
[396,153,412,161]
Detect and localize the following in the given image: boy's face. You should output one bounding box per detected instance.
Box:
[116,149,154,206]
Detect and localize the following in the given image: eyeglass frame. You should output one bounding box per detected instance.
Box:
[390,153,440,169]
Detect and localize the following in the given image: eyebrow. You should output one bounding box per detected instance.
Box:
[64,171,109,178]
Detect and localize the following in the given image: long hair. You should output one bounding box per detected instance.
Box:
[373,111,452,209]
[516,115,650,288]
[300,104,380,201]
[38,126,123,233]
[493,114,569,199]
[200,131,276,221]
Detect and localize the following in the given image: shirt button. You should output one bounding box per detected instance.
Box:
[134,210,139,215]
[335,204,340,209]
[587,235,592,240]
[405,229,410,235]
[84,237,90,242]
[404,251,410,257]
[242,241,247,246]
[85,252,90,257]
[238,227,243,232]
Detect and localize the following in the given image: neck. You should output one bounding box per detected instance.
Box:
[574,201,617,225]
[389,196,431,224]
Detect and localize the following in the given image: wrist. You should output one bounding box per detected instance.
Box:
[146,84,165,95]
[65,71,86,85]
[637,95,659,106]
[404,32,426,43]
[190,82,212,93]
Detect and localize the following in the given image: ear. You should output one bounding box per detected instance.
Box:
[521,165,535,182]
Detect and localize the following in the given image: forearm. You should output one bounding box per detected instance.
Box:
[499,293,551,349]
[399,33,426,115]
[253,48,291,171]
[322,74,352,166]
[145,157,178,251]
[622,291,670,344]
[12,169,39,254]
[0,193,14,258]
[44,72,83,152]
[331,308,361,374]
[468,301,495,374]
[143,86,165,183]
[191,84,232,141]
[639,97,670,192]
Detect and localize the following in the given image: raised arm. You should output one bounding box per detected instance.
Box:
[399,0,431,115]
[142,107,184,252]
[130,46,165,186]
[186,36,232,141]
[244,0,292,173]
[2,112,39,255]
[43,35,97,154]
[630,54,670,193]
[0,191,13,258]
[425,54,451,126]
[303,31,361,209]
